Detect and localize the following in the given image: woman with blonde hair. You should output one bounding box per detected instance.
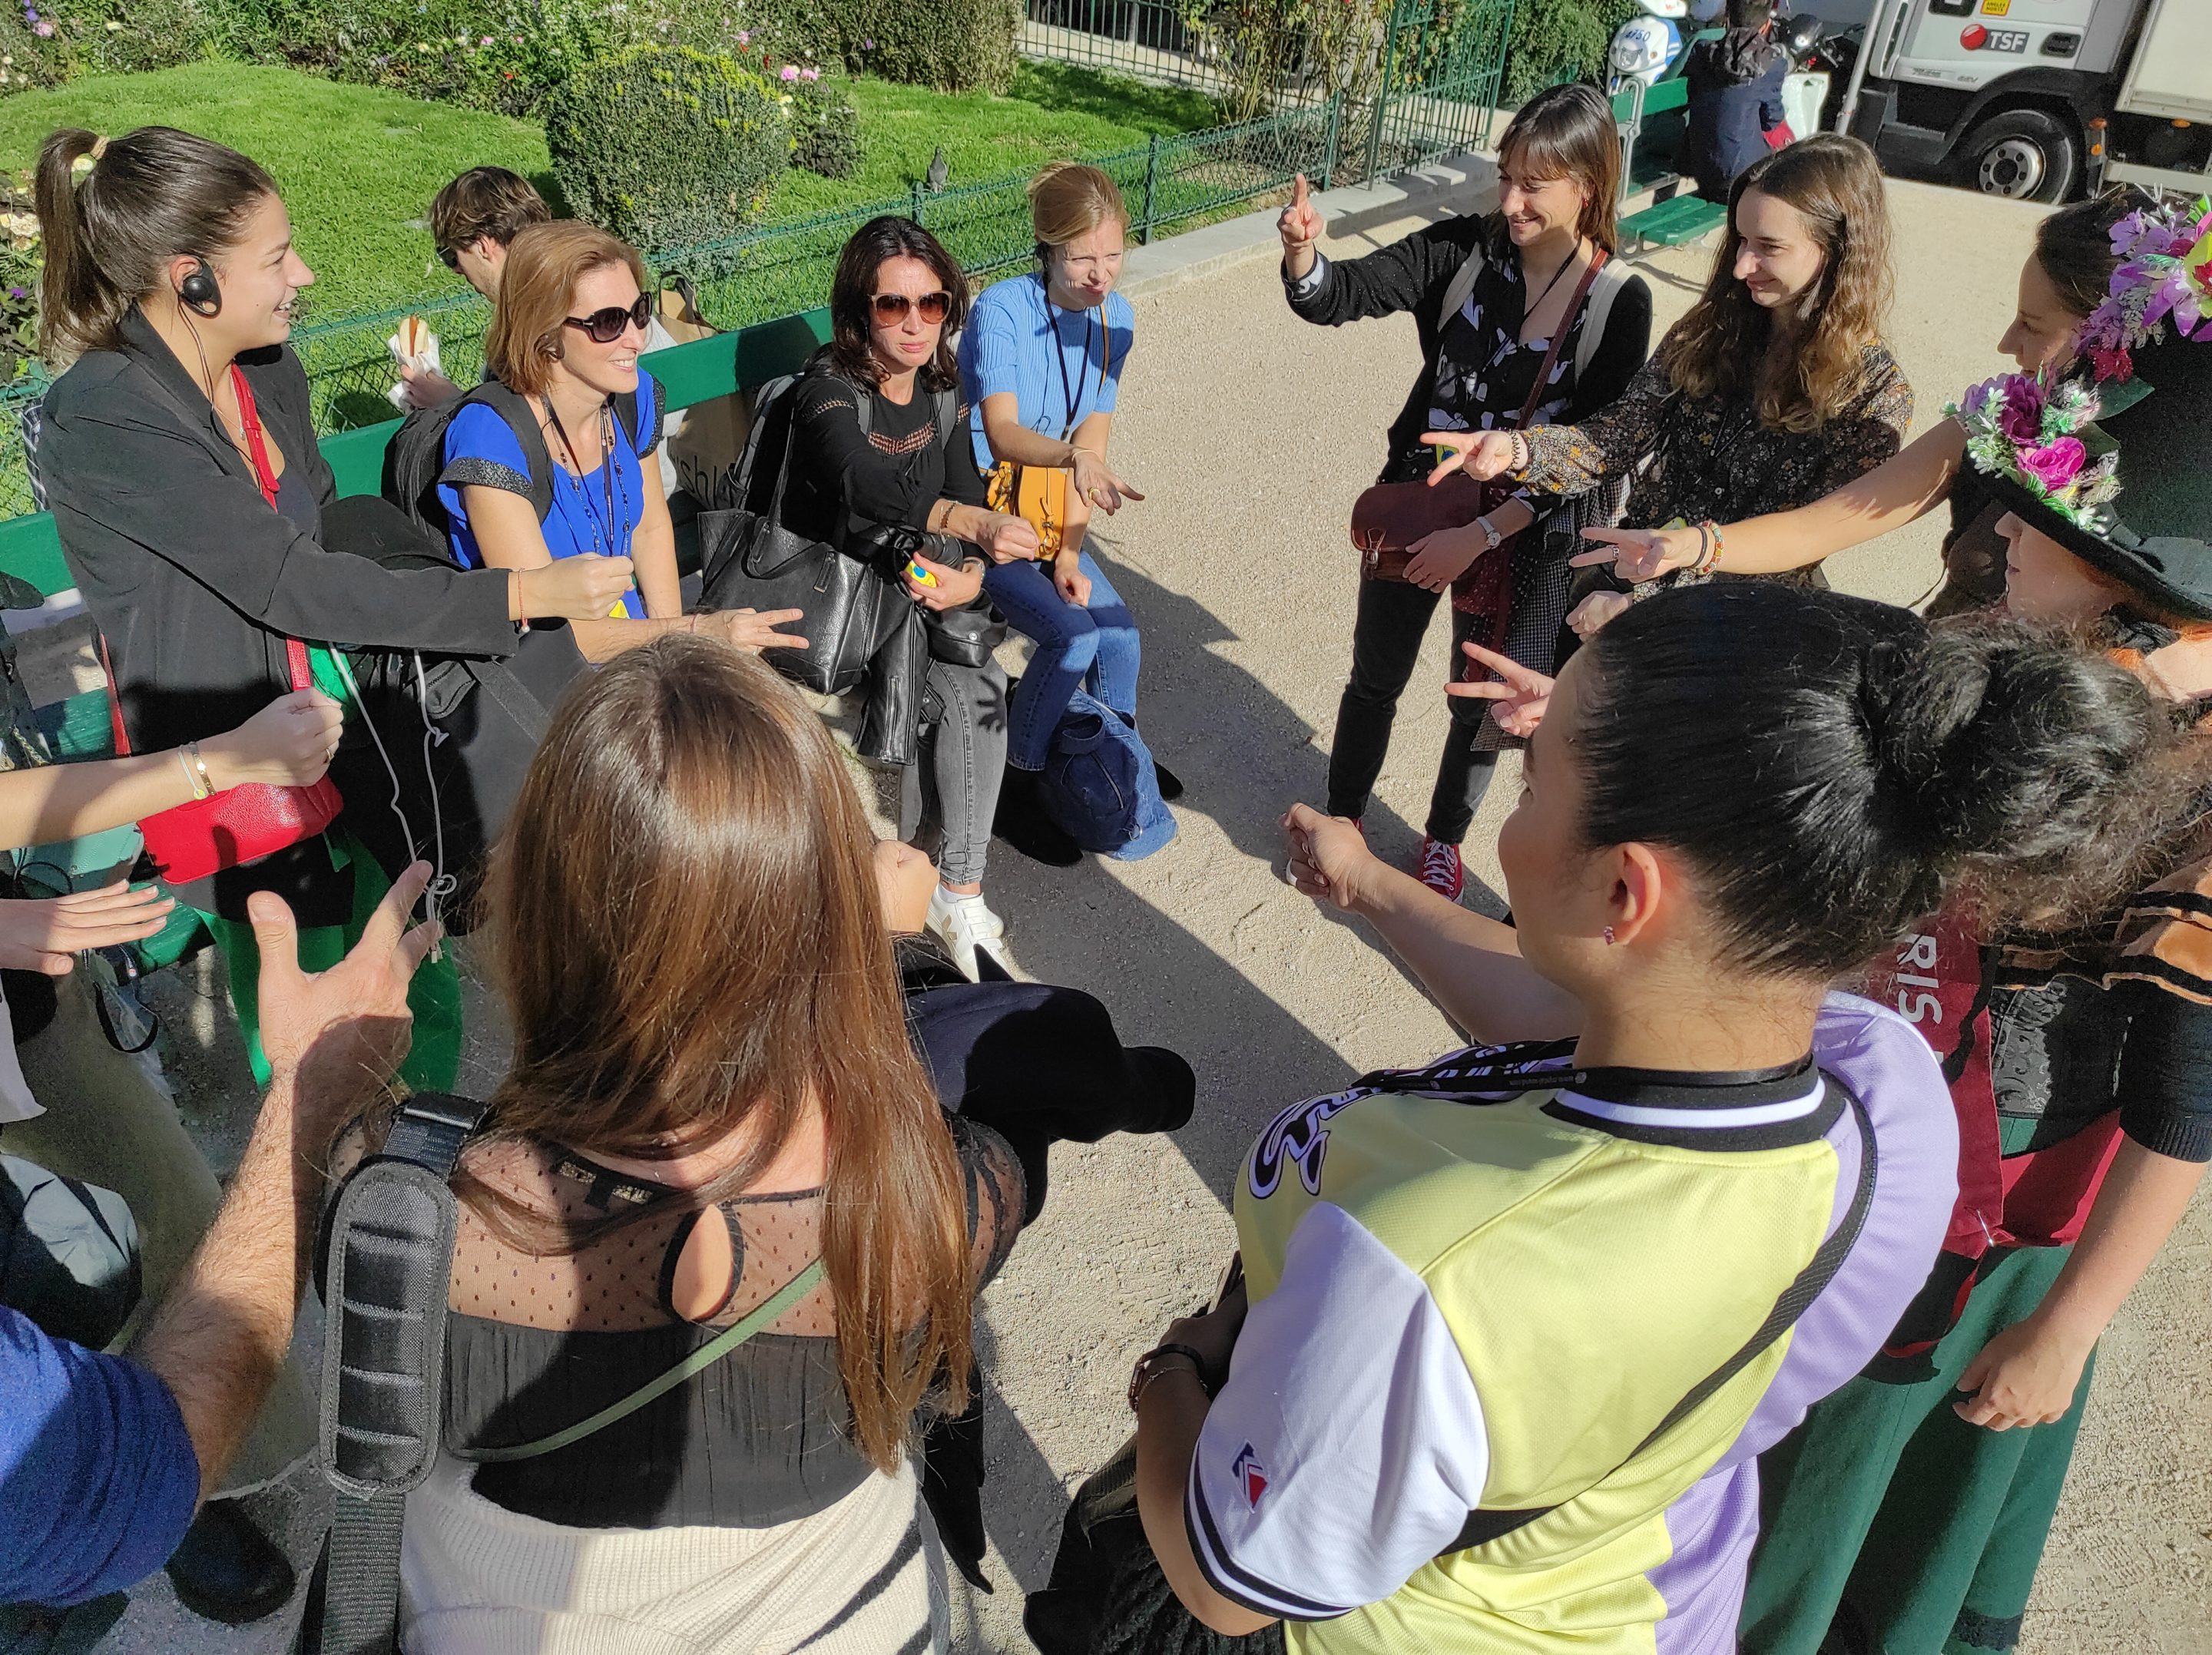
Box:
[960,161,1177,866]
[333,635,1026,1652]
[1430,134,1912,639]
[440,220,803,661]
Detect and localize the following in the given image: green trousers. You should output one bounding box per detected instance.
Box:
[197,830,462,1093]
[1741,1241,2090,1655]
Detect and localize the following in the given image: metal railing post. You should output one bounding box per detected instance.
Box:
[1141,133,1161,243]
[1321,89,1342,190]
[911,180,926,226]
[1366,0,1404,183]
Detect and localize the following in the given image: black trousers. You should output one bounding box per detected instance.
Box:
[1326,575,1499,842]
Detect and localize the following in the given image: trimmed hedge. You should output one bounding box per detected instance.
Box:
[1502,0,1644,105]
[547,46,790,256]
[789,73,861,179]
[0,0,1012,108]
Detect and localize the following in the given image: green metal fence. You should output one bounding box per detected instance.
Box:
[1020,0,1219,91]
[1365,0,1515,179]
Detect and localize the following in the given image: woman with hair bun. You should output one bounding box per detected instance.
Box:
[1742,215,2212,1655]
[962,161,1174,866]
[1051,571,2193,1654]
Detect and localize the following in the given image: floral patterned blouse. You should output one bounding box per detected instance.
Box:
[1522,341,1915,590]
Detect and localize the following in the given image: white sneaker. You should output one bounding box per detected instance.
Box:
[926,886,1009,981]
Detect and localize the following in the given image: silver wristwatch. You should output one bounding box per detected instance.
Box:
[1474,515,1504,552]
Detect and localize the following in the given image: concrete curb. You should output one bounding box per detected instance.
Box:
[1118,151,1504,302]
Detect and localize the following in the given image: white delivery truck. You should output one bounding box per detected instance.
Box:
[1834,0,2212,202]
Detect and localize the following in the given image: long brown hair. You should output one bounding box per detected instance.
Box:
[483,220,650,397]
[1495,82,1621,254]
[470,635,974,1470]
[826,214,967,392]
[33,125,276,368]
[1656,134,1893,433]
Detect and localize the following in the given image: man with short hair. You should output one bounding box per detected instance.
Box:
[397,167,556,410]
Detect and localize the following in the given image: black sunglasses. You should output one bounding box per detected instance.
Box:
[563,293,654,344]
[436,245,461,272]
[871,290,952,325]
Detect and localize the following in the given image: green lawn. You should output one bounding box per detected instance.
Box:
[0,63,551,321]
[0,60,1217,319]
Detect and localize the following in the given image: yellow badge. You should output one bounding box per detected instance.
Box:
[1982,0,2009,13]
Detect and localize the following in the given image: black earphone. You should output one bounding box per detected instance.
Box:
[177,255,221,318]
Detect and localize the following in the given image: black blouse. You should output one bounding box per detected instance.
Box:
[780,359,990,551]
[439,1115,1025,1530]
[1285,213,1654,485]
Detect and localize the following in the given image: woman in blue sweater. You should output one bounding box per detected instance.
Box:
[960,163,1178,864]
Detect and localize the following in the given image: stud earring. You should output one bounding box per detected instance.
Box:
[1602,925,1617,945]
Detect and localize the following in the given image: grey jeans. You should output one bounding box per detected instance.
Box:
[901,657,1009,887]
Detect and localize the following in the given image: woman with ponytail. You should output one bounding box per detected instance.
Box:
[29,126,630,1091]
[331,636,1024,1653]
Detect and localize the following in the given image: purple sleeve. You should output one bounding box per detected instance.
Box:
[0,1306,201,1607]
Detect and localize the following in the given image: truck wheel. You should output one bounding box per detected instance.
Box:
[1960,109,2079,203]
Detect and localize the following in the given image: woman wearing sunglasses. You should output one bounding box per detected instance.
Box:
[440,220,804,664]
[780,216,1041,977]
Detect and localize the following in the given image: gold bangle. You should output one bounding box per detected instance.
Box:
[177,744,210,801]
[188,740,214,796]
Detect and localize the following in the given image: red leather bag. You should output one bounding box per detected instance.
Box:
[108,366,343,885]
[1348,249,1610,657]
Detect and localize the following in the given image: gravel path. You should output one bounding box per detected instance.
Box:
[88,176,2210,1655]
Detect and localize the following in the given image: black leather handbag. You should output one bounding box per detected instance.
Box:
[849,521,1008,670]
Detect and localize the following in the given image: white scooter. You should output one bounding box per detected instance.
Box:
[1609,0,1727,94]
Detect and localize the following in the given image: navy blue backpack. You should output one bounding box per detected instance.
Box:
[1035,690,1177,861]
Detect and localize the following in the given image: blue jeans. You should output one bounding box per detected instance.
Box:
[985,551,1142,772]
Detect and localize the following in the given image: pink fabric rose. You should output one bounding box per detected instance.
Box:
[2018,436,2086,494]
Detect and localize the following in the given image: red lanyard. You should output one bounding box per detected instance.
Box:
[229,364,283,510]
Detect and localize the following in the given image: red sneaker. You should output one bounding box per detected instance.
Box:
[1418,836,1465,902]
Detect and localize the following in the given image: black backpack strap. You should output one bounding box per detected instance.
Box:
[297,1093,488,1655]
[463,382,557,525]
[1437,1085,1880,1557]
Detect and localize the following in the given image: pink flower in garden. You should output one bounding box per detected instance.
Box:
[2018,437,2086,494]
[737,28,749,41]
[31,18,50,34]
[480,35,494,45]
[780,63,798,79]
[801,65,820,79]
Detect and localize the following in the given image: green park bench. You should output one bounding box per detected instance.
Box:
[1611,41,1731,258]
[0,306,831,888]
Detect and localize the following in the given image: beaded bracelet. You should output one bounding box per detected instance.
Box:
[1690,519,1724,578]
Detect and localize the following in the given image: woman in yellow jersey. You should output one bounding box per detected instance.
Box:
[1038,582,2201,1655]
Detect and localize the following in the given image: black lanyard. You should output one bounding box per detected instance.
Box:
[1049,303,1100,442]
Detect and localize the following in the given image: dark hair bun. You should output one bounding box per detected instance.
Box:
[1579,584,2187,979]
